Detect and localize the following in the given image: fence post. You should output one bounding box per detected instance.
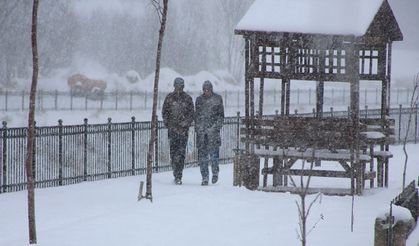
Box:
[308,88,311,104]
[21,90,25,111]
[398,104,402,143]
[70,91,73,110]
[107,118,112,178]
[406,88,409,105]
[85,94,88,111]
[131,116,136,175]
[100,93,104,111]
[115,91,118,110]
[365,105,368,119]
[364,88,367,106]
[154,115,159,173]
[274,88,277,105]
[1,121,6,193]
[5,90,8,112]
[237,90,240,110]
[158,92,162,110]
[37,90,42,111]
[342,88,346,105]
[130,91,133,111]
[397,88,400,104]
[224,90,228,109]
[297,88,300,105]
[55,90,58,110]
[58,119,63,186]
[144,91,147,110]
[83,118,88,181]
[330,107,333,117]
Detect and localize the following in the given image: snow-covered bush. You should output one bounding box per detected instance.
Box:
[126,70,140,84]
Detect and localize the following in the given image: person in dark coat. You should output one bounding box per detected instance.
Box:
[162,77,194,185]
[195,80,224,186]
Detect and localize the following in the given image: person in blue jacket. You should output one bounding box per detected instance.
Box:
[195,80,224,186]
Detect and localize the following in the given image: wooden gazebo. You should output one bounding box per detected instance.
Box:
[234,0,403,195]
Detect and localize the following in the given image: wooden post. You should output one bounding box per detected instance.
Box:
[316,81,324,117]
[317,48,326,117]
[348,38,361,194]
[244,37,250,153]
[286,79,291,115]
[281,80,286,115]
[259,77,264,118]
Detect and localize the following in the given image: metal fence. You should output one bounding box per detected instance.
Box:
[0,114,241,193]
[0,88,416,112]
[0,106,418,194]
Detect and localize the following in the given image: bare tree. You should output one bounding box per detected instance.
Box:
[402,73,419,188]
[26,0,40,244]
[141,0,169,202]
[289,160,323,246]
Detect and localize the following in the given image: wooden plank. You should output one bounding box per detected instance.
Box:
[252,147,371,161]
[360,118,395,126]
[286,169,350,178]
[258,186,353,196]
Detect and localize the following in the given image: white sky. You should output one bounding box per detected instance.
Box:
[73,0,146,18]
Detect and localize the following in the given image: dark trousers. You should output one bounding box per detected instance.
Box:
[169,132,188,180]
[198,134,220,181]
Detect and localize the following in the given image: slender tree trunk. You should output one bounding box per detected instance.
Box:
[290,159,322,246]
[301,193,307,246]
[26,0,39,244]
[145,0,169,201]
[402,74,419,188]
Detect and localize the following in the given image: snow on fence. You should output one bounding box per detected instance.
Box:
[0,88,416,112]
[0,107,418,193]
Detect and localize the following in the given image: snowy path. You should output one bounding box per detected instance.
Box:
[0,144,418,246]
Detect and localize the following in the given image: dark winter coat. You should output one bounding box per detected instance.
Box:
[162,91,194,138]
[195,92,224,149]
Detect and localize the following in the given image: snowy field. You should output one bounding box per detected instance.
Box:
[0,144,418,246]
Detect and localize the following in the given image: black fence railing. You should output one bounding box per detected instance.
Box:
[0,114,241,193]
[0,107,418,194]
[0,88,417,112]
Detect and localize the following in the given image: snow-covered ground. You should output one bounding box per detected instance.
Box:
[0,144,418,246]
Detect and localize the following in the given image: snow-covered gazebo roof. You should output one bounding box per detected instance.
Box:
[235,0,402,40]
